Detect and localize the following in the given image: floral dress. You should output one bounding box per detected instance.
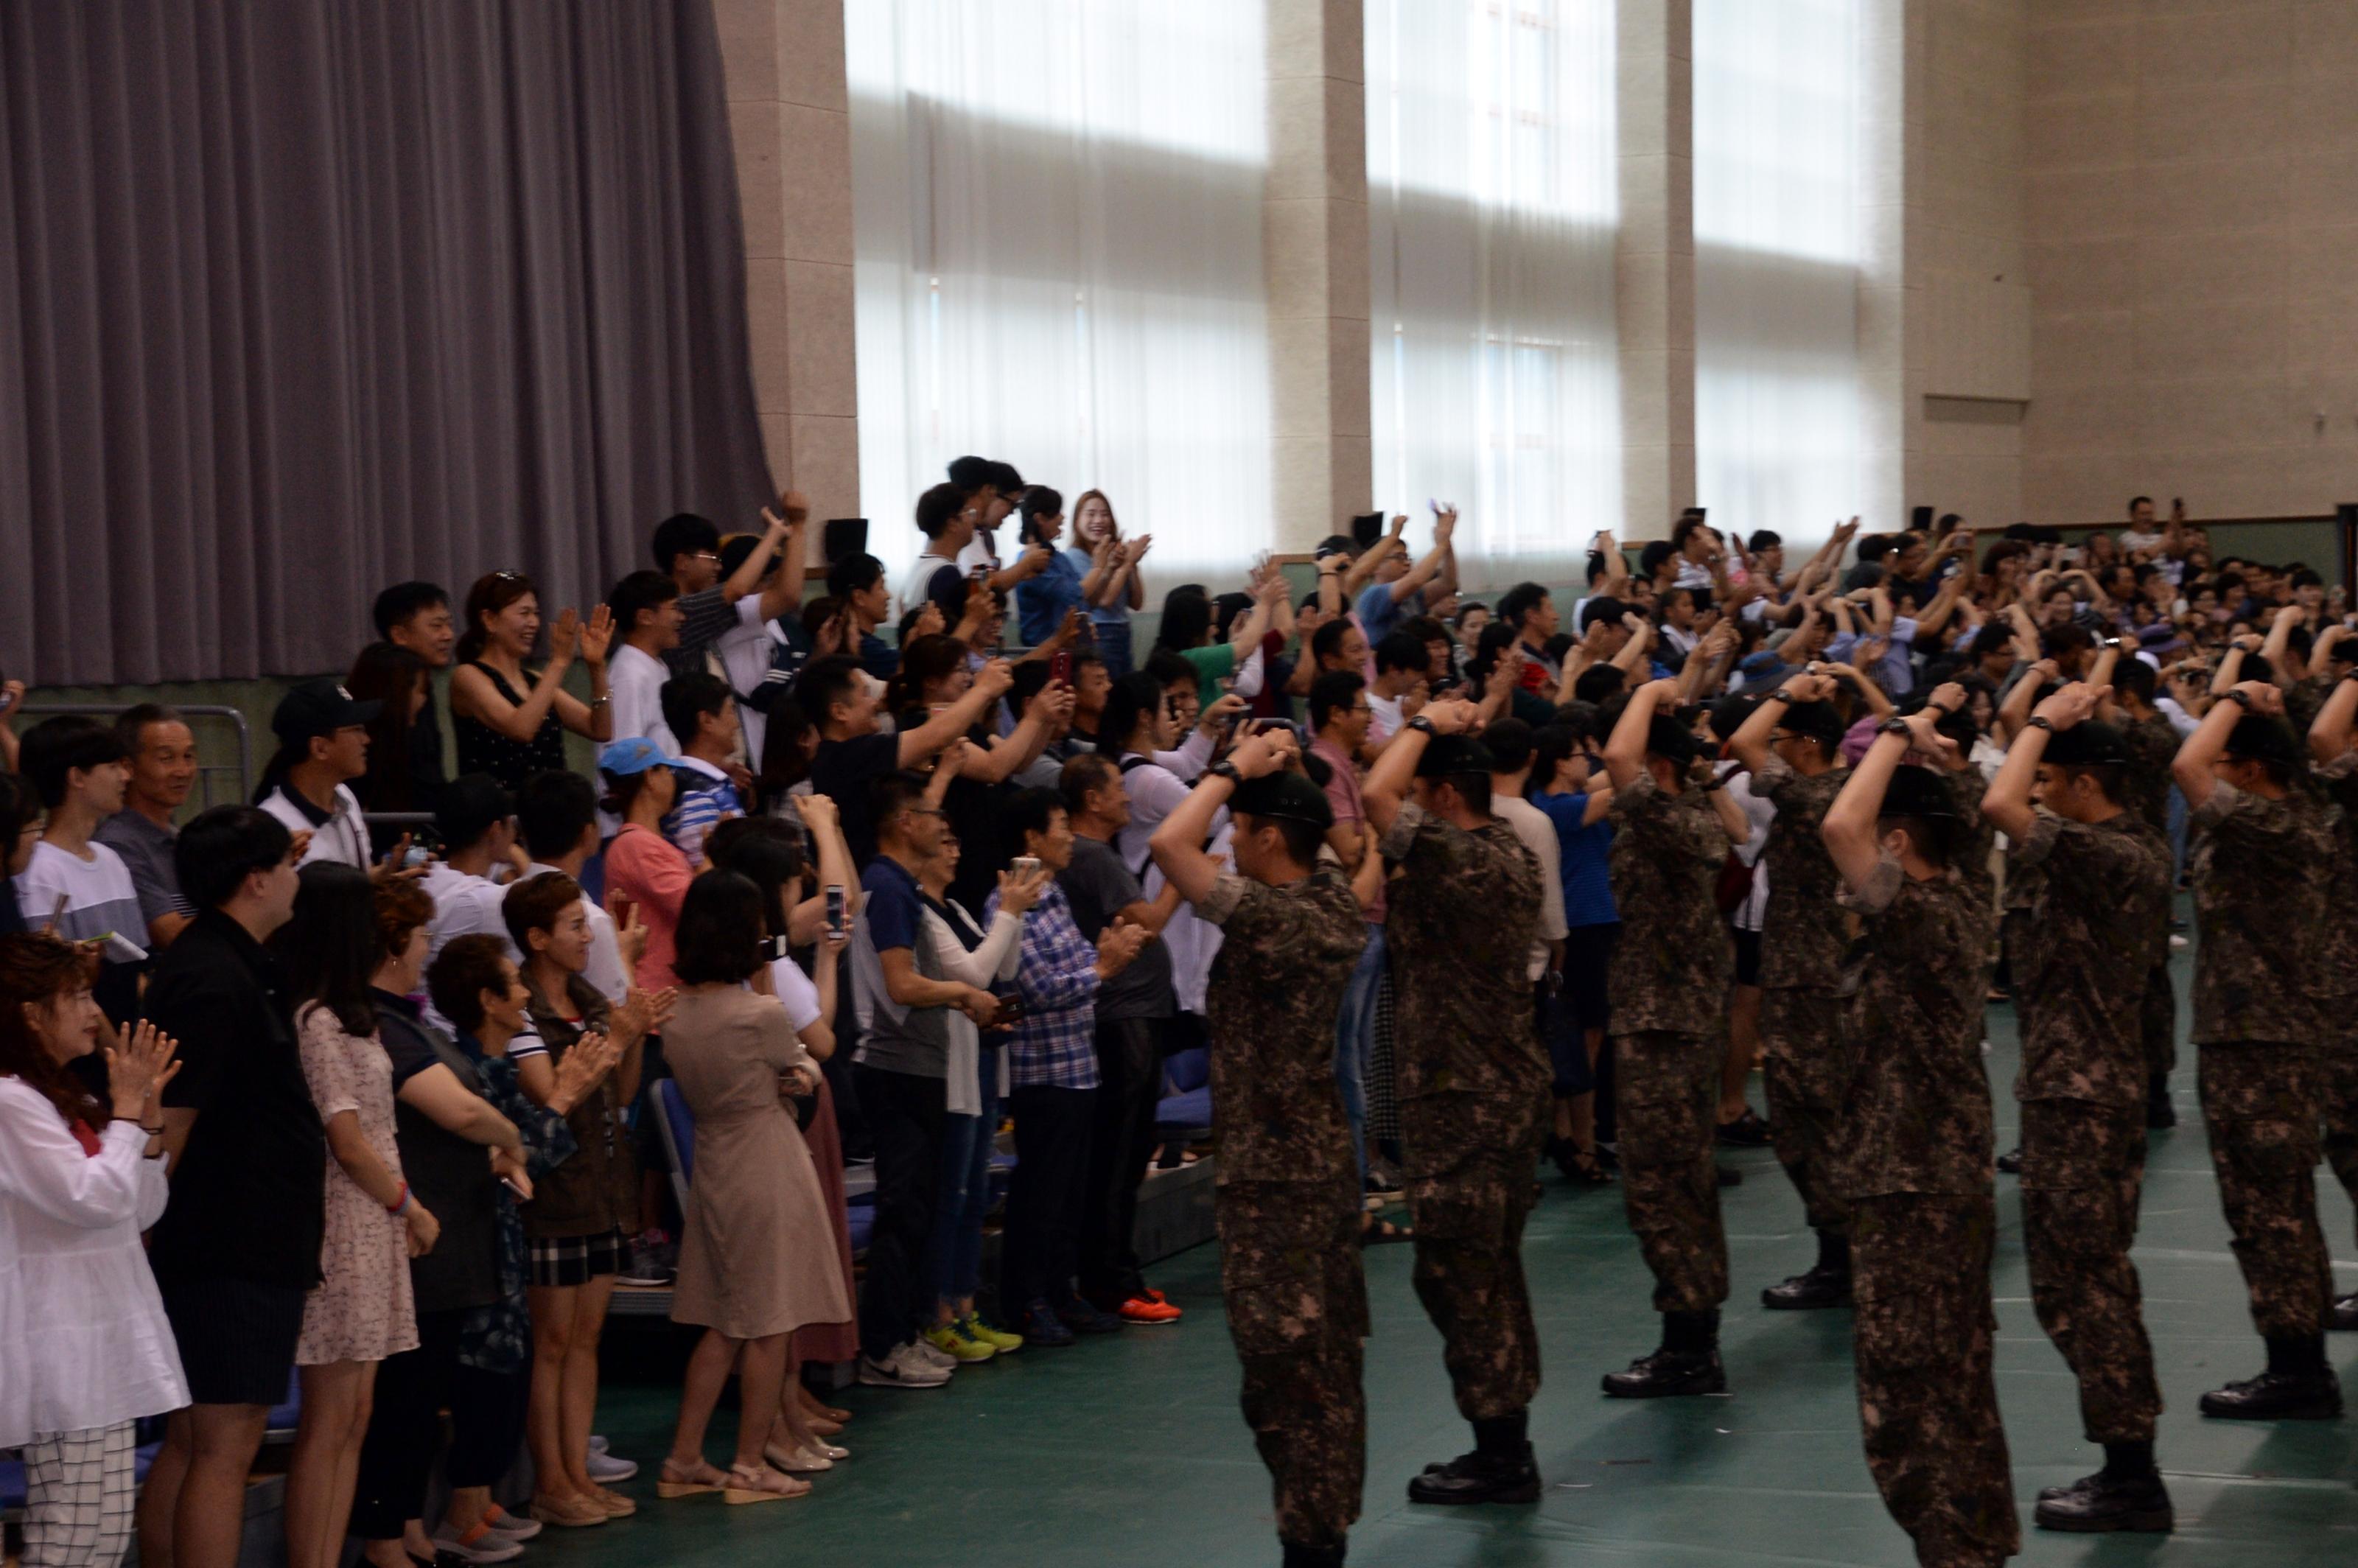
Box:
[294,1003,419,1365]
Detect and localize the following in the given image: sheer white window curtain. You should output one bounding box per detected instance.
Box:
[1693,0,1861,550]
[846,0,1271,588]
[1365,0,1620,590]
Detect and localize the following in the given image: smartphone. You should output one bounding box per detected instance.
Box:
[763,934,793,962]
[1049,649,1074,687]
[1012,855,1042,877]
[824,884,847,937]
[1351,512,1384,550]
[993,993,1026,1026]
[1911,505,1934,532]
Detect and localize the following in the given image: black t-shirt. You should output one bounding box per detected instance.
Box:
[145,910,326,1288]
[375,993,502,1314]
[810,731,903,866]
[1059,835,1174,1021]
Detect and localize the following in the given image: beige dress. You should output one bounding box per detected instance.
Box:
[665,986,853,1340]
[293,1003,419,1365]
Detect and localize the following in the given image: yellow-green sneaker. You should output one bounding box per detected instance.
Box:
[960,1312,1024,1354]
[923,1320,996,1362]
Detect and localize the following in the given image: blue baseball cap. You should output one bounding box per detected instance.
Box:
[597,738,674,777]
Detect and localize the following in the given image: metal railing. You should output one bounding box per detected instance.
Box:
[17,704,254,811]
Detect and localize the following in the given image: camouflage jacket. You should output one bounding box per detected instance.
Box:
[1749,754,1849,992]
[2007,810,2170,1106]
[1605,771,1734,1035]
[1380,802,1547,1102]
[2188,781,2337,1046]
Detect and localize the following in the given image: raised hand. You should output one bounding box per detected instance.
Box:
[2231,679,2284,715]
[776,487,811,525]
[2032,682,2105,731]
[996,861,1052,915]
[546,608,581,665]
[914,601,948,640]
[608,891,650,973]
[577,603,615,667]
[105,1020,181,1123]
[1197,692,1249,735]
[550,1028,623,1110]
[973,658,1016,699]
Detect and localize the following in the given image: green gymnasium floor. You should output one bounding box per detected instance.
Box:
[572,936,2358,1567]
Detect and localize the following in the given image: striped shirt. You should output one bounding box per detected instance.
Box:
[987,881,1102,1090]
[661,757,744,865]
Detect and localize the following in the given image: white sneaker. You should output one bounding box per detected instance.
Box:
[858,1345,951,1387]
[909,1337,959,1371]
[584,1446,638,1483]
[2169,934,2189,948]
[431,1526,523,1564]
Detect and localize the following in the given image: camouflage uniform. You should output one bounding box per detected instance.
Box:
[1748,755,1853,1235]
[2313,754,2358,1244]
[1382,803,1548,1419]
[2009,810,2169,1444]
[2120,714,2181,1079]
[1198,868,1374,1553]
[2188,780,2339,1340]
[1606,773,1734,1312]
[1839,857,2016,1568]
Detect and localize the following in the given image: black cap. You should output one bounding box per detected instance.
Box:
[1707,693,1757,743]
[1415,735,1496,779]
[2222,713,2301,769]
[1230,770,1334,830]
[2044,720,2128,767]
[1878,763,1958,822]
[1645,713,1701,766]
[1780,699,1847,752]
[272,679,381,743]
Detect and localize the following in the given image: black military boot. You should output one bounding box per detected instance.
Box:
[1279,1540,1347,1567]
[2034,1441,2175,1533]
[1601,1309,1727,1398]
[1406,1415,1541,1505]
[2144,1071,2177,1130]
[1762,1229,1852,1310]
[1995,1145,2023,1175]
[2331,1292,2358,1332]
[2198,1334,2344,1420]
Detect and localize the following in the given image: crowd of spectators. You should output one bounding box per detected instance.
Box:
[0,472,2352,1565]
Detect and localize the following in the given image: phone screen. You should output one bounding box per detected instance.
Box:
[824,885,847,937]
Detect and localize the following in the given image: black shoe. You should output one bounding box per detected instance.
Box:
[2146,1071,2177,1129]
[1717,1164,1743,1187]
[1405,1446,1541,1505]
[1762,1264,1853,1310]
[1600,1348,1726,1399]
[2198,1368,2343,1421]
[1715,1109,1772,1148]
[1995,1146,2023,1175]
[1280,1541,1347,1568]
[2034,1470,2174,1533]
[2333,1293,2358,1332]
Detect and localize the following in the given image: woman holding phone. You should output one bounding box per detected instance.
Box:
[0,932,186,1568]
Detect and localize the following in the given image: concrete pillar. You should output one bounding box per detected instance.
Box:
[713,0,861,521]
[1615,0,1695,542]
[1266,0,1373,553]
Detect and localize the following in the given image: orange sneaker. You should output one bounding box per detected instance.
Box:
[1118,1289,1182,1325]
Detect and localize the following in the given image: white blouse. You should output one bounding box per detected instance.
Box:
[0,1077,187,1444]
[919,900,1021,1116]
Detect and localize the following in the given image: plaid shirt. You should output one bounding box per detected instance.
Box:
[987,881,1103,1090]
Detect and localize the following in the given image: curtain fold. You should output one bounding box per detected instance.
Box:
[1694,0,1861,550]
[0,0,769,686]
[1365,0,1620,590]
[845,0,1271,589]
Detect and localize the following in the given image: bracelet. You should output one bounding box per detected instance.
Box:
[386,1182,411,1217]
[587,696,610,710]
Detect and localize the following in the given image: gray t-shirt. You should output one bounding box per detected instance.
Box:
[1058,836,1174,1022]
[94,809,193,927]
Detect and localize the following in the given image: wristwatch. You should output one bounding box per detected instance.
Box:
[2221,689,2255,711]
[1405,715,1438,736]
[1208,760,1243,784]
[2024,715,2056,733]
[1767,687,1798,704]
[1878,718,1913,737]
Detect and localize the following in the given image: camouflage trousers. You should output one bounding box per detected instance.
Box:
[2199,1042,2333,1339]
[2019,1099,2161,1443]
[2323,1043,2358,1243]
[1216,1180,1368,1551]
[1402,1094,1546,1421]
[1760,988,1850,1236]
[1852,1194,2018,1568]
[2141,960,2177,1079]
[1616,1030,1730,1312]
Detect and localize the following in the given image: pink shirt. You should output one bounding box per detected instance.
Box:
[603,823,693,992]
[1309,735,1382,923]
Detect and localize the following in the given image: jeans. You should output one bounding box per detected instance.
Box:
[1080,1015,1164,1307]
[852,1064,948,1361]
[1334,923,1384,1183]
[928,1076,1000,1308]
[1002,1085,1096,1309]
[1092,619,1134,680]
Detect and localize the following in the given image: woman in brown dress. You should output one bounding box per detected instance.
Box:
[655,872,852,1506]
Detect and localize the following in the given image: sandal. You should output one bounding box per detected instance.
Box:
[722,1463,810,1505]
[1360,1217,1414,1246]
[656,1460,724,1500]
[528,1493,608,1529]
[763,1441,833,1474]
[590,1487,636,1517]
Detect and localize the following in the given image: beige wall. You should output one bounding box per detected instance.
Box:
[2026,2,2358,526]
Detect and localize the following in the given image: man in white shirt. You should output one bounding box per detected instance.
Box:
[2117,495,2164,557]
[605,570,685,755]
[513,769,634,1004]
[258,680,379,868]
[13,717,147,1018]
[417,774,516,965]
[1364,630,1430,749]
[900,482,983,623]
[1482,720,1570,989]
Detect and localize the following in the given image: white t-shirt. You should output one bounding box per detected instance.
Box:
[260,783,371,869]
[899,552,967,623]
[1490,796,1571,979]
[713,593,779,762]
[13,840,145,952]
[1367,691,1403,745]
[766,954,824,1035]
[606,643,679,755]
[418,863,509,965]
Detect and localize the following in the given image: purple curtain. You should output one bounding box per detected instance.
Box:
[0,0,770,685]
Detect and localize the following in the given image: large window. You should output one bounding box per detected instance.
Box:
[1694,0,1861,545]
[846,0,1270,586]
[1365,0,1619,586]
